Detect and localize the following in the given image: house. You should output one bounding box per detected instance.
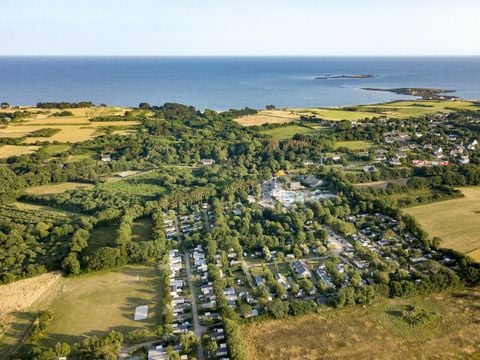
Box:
[468,140,478,150]
[459,156,470,165]
[388,157,402,166]
[302,175,323,188]
[292,261,311,278]
[100,153,112,162]
[254,276,265,287]
[201,158,215,165]
[363,165,376,173]
[290,181,303,190]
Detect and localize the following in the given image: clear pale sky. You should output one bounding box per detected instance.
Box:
[1,0,479,56]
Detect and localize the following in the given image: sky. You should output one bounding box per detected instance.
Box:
[1,0,479,56]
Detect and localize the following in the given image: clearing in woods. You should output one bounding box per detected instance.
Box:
[405,186,480,261]
[0,264,163,357]
[23,182,94,196]
[242,288,480,360]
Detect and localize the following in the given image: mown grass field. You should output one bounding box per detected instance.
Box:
[39,265,163,346]
[99,171,168,198]
[260,125,315,140]
[333,140,373,151]
[0,106,139,144]
[242,288,480,359]
[406,187,480,261]
[23,182,94,196]
[0,264,163,356]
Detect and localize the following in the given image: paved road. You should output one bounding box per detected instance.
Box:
[185,251,206,360]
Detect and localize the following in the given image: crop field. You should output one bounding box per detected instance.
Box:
[406,187,480,261]
[24,182,94,196]
[333,140,373,150]
[242,288,480,359]
[235,110,299,126]
[260,124,315,140]
[0,145,40,158]
[0,107,139,144]
[235,100,479,126]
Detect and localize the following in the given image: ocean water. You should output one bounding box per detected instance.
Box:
[0,56,480,109]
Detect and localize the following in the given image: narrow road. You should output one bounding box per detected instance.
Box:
[185,251,206,360]
[118,340,158,360]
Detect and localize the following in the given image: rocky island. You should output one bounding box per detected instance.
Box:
[315,74,376,80]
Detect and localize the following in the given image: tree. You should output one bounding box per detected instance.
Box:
[268,298,289,318]
[61,252,81,275]
[138,102,151,109]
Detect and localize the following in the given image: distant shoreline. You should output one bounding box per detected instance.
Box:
[362,87,457,100]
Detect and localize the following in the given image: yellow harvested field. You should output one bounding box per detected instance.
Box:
[0,145,40,158]
[24,182,94,195]
[0,273,61,338]
[235,110,299,126]
[406,187,480,260]
[0,107,139,144]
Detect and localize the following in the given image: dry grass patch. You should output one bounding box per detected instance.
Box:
[406,187,480,258]
[24,182,94,196]
[243,288,480,360]
[0,145,40,158]
[0,273,61,339]
[236,110,299,126]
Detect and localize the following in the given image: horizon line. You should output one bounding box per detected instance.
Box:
[1,54,480,58]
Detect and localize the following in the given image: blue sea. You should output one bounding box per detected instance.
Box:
[1,57,480,109]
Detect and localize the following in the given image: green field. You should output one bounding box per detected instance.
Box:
[406,187,480,261]
[0,265,163,358]
[333,140,373,150]
[132,218,154,242]
[260,124,315,140]
[242,288,480,359]
[38,265,163,346]
[85,224,119,255]
[100,172,168,198]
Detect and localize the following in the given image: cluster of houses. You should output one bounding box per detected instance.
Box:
[168,249,192,335]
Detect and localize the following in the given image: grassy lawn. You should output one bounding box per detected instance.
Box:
[132,218,154,242]
[85,224,119,255]
[23,182,94,196]
[292,108,378,121]
[405,187,480,261]
[100,172,168,198]
[38,264,163,346]
[333,140,373,151]
[260,125,315,140]
[42,144,71,155]
[0,265,162,357]
[242,287,480,359]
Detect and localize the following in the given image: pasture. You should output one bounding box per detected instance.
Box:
[260,124,315,140]
[39,265,162,346]
[242,288,480,359]
[23,182,94,196]
[333,140,373,151]
[0,264,163,355]
[100,171,168,198]
[406,187,480,261]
